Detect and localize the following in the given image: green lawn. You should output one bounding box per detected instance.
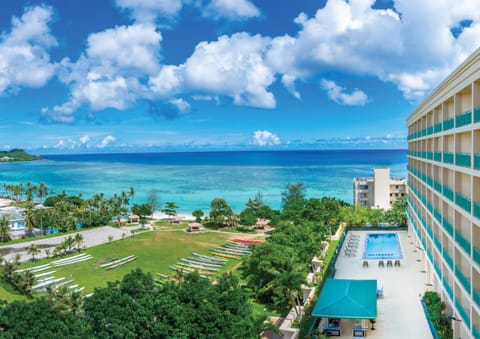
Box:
[11,230,254,297]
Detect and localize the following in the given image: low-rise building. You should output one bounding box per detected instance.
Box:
[353,168,406,210]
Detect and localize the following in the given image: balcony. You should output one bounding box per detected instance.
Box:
[426,151,433,160]
[475,201,480,219]
[455,110,472,127]
[433,122,442,133]
[433,208,442,224]
[443,117,455,131]
[455,229,471,255]
[455,298,471,328]
[444,280,453,299]
[443,219,454,236]
[433,152,442,162]
[474,246,480,267]
[474,326,480,339]
[443,251,453,270]
[475,106,480,123]
[475,154,480,169]
[426,126,433,135]
[474,288,480,309]
[455,266,471,292]
[443,186,454,201]
[443,152,454,164]
[455,192,472,213]
[455,152,471,168]
[433,180,442,193]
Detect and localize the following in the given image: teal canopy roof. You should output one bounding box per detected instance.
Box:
[312,279,377,319]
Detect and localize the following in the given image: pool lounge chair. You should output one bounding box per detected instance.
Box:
[362,261,368,268]
[394,260,401,267]
[387,260,393,267]
[378,260,384,268]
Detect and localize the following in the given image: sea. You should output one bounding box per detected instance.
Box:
[0,150,407,213]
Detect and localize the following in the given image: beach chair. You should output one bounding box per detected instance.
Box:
[362,261,368,268]
[394,260,401,267]
[378,260,384,268]
[387,260,393,267]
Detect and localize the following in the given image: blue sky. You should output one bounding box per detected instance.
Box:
[0,0,479,153]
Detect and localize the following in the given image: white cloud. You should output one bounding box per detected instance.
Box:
[98,135,116,148]
[320,79,368,106]
[79,135,90,144]
[252,130,280,146]
[0,6,57,95]
[115,0,183,23]
[267,0,480,100]
[183,33,275,108]
[169,98,190,113]
[203,0,260,20]
[44,24,162,122]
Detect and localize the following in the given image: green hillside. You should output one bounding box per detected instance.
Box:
[0,149,40,162]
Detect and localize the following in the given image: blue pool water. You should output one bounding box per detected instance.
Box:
[363,233,403,260]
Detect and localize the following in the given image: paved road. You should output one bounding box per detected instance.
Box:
[0,226,138,263]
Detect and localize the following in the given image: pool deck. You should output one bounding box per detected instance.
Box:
[321,230,432,339]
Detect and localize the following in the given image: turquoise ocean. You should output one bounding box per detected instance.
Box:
[0,150,407,213]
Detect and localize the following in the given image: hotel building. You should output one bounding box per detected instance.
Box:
[353,168,406,210]
[407,48,480,338]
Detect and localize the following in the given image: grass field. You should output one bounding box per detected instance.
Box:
[0,229,262,301]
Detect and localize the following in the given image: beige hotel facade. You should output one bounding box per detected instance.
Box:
[407,48,480,338]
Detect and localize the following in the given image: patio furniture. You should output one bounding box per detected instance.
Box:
[362,261,368,268]
[378,260,384,268]
[394,260,401,267]
[387,260,393,267]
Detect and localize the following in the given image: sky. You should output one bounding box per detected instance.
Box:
[0,0,479,154]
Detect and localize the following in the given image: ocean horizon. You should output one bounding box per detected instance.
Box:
[0,149,407,213]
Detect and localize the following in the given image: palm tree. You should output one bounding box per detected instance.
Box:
[0,216,11,242]
[27,243,40,261]
[24,203,36,237]
[128,187,135,200]
[37,182,49,203]
[74,233,84,251]
[23,270,35,296]
[63,236,75,253]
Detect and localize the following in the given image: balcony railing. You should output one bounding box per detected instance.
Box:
[455,229,471,255]
[426,151,433,160]
[433,180,442,193]
[443,152,454,164]
[455,192,472,213]
[474,289,480,309]
[455,152,471,168]
[443,186,454,201]
[474,201,480,220]
[443,280,453,299]
[443,117,455,130]
[474,246,480,267]
[434,122,442,133]
[433,152,442,162]
[455,298,471,328]
[474,325,480,339]
[475,154,480,169]
[443,219,454,236]
[455,110,472,127]
[443,251,453,270]
[455,266,471,292]
[475,106,480,123]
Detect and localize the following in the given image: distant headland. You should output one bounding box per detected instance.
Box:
[0,149,40,162]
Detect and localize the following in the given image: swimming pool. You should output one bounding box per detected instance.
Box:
[363,233,403,260]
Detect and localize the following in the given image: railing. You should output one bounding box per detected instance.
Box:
[455,298,470,328]
[443,152,454,164]
[474,289,480,310]
[455,266,471,292]
[443,117,455,131]
[474,247,480,268]
[443,219,454,236]
[433,152,442,162]
[473,325,480,339]
[426,151,433,160]
[443,280,453,299]
[456,192,472,213]
[434,180,442,193]
[455,110,472,127]
[475,201,480,220]
[455,229,471,255]
[455,152,471,168]
[433,208,442,224]
[443,251,453,270]
[475,106,480,123]
[434,122,442,133]
[443,186,454,201]
[475,154,480,169]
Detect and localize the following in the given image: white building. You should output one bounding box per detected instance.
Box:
[407,47,480,338]
[353,167,406,210]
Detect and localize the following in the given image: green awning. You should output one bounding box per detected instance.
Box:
[312,279,377,319]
